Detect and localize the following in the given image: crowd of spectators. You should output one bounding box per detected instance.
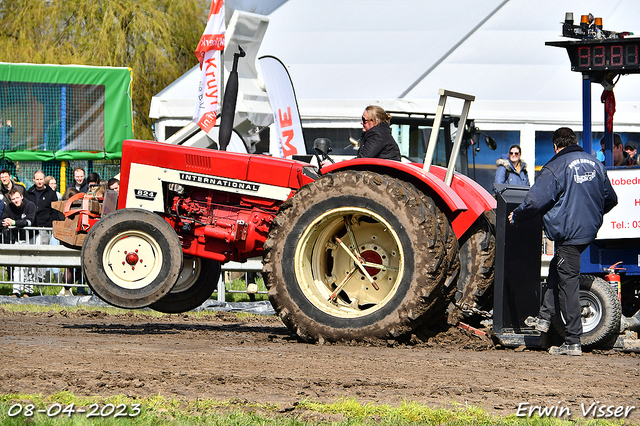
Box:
[1,167,119,297]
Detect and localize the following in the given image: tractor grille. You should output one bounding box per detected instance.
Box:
[185,153,211,171]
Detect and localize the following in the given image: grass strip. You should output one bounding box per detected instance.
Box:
[0,278,269,303]
[0,393,626,425]
[0,302,263,322]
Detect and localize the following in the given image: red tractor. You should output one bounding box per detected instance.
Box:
[55,90,496,342]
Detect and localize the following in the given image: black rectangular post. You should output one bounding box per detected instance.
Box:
[493,184,547,348]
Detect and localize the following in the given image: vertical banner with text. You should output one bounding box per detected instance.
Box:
[259,56,306,158]
[193,0,225,133]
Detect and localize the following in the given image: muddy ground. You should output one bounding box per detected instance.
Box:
[0,307,639,422]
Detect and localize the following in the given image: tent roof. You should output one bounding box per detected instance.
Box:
[257,0,640,126]
[152,0,640,129]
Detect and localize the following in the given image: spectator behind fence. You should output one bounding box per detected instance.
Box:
[108,177,119,193]
[495,144,530,187]
[60,187,89,296]
[44,175,62,200]
[87,172,100,187]
[26,170,63,284]
[601,134,637,167]
[1,188,36,297]
[625,143,638,162]
[44,175,63,288]
[71,167,88,193]
[25,170,62,243]
[0,119,14,151]
[0,168,26,206]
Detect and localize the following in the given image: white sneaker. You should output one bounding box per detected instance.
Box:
[57,288,66,296]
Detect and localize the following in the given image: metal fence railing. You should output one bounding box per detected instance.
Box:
[0,226,264,300]
[0,227,86,296]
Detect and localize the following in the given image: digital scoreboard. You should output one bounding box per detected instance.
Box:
[546,38,640,74]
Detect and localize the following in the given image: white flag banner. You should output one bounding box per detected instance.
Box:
[193,0,225,133]
[259,56,306,158]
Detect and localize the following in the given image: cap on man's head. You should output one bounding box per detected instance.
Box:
[625,142,636,151]
[600,133,624,147]
[613,134,623,147]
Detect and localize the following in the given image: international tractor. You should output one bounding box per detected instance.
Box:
[53,90,497,343]
[53,13,640,349]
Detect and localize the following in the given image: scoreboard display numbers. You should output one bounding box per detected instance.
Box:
[546,38,640,73]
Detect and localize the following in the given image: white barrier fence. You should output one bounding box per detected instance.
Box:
[0,227,265,300]
[1,226,555,300]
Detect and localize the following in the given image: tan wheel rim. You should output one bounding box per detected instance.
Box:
[294,207,404,318]
[102,230,164,290]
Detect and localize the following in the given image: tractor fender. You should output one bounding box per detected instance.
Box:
[320,158,496,238]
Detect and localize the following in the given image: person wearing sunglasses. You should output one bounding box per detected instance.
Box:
[357,105,401,161]
[494,144,530,186]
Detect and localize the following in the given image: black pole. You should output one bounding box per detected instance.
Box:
[218,46,245,151]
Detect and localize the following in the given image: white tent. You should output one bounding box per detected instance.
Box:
[151,0,640,168]
[258,0,640,128]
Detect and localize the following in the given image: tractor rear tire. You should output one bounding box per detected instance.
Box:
[263,170,451,342]
[553,274,621,347]
[82,208,183,309]
[150,257,221,313]
[418,193,460,329]
[447,210,495,324]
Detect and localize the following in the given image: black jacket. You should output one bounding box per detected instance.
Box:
[357,122,401,161]
[70,179,88,193]
[25,184,62,227]
[513,144,618,245]
[0,182,25,206]
[1,198,36,242]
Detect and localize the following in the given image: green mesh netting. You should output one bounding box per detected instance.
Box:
[0,63,133,161]
[0,82,106,152]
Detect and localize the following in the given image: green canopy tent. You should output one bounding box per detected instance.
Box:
[0,63,134,161]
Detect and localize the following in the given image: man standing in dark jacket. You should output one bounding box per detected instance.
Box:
[25,170,61,230]
[1,188,37,296]
[509,127,618,356]
[26,170,62,283]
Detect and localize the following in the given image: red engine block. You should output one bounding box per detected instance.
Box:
[167,189,280,263]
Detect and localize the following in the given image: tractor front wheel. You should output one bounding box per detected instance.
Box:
[82,208,183,309]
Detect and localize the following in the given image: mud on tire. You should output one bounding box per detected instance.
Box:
[418,193,460,329]
[263,170,454,342]
[447,210,495,324]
